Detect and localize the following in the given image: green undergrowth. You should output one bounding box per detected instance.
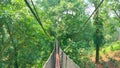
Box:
[100,41,120,54]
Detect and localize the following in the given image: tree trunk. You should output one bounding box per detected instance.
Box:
[96,43,99,63]
[94,1,100,64]
[14,46,18,68]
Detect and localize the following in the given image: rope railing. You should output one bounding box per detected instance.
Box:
[24,0,51,40]
[80,0,104,31]
[113,9,120,20]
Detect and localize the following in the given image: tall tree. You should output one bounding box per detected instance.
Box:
[93,0,104,63]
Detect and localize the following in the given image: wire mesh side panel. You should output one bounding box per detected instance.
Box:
[43,49,55,68]
[59,48,80,68]
[43,40,79,68]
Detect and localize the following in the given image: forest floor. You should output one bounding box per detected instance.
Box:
[90,50,120,68]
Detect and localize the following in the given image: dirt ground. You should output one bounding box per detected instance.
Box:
[91,50,120,68]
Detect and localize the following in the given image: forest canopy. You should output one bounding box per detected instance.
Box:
[0,0,120,68]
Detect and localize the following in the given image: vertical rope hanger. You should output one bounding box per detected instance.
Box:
[24,0,51,40]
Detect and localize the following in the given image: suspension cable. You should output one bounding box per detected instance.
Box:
[80,0,104,31]
[24,0,51,40]
[113,9,120,20]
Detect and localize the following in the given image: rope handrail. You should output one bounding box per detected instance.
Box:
[113,9,120,20]
[24,0,51,40]
[79,0,104,31]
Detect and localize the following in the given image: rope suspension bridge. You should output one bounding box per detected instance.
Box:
[24,0,104,67]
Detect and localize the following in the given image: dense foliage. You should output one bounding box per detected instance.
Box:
[0,0,120,68]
